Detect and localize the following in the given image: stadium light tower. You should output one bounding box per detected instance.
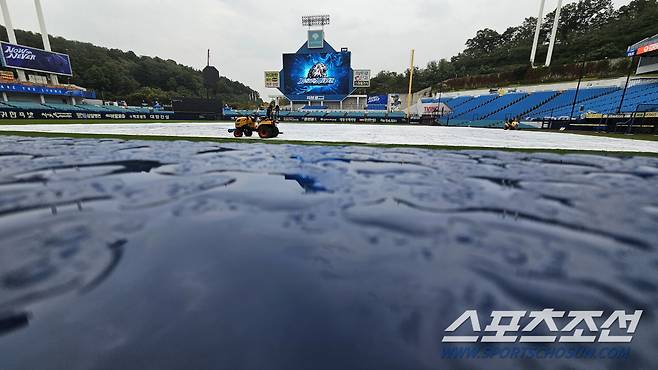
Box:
[302,15,330,29]
[545,0,564,67]
[529,0,564,68]
[529,0,546,67]
[0,0,26,81]
[33,0,58,84]
[0,0,59,84]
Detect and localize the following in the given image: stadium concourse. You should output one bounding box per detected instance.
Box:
[2,122,658,153]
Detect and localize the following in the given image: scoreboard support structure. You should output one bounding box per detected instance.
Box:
[0,0,60,84]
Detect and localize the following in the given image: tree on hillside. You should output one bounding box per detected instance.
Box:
[0,26,261,107]
[465,29,504,55]
[370,0,658,93]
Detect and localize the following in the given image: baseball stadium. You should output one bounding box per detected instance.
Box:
[0,1,657,370]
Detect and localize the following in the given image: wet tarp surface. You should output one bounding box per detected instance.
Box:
[0,137,657,370]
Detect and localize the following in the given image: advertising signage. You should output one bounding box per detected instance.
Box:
[281,52,351,101]
[264,71,280,88]
[0,42,73,76]
[636,42,658,56]
[367,95,388,105]
[353,69,371,88]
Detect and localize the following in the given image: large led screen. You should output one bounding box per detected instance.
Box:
[1,42,73,76]
[282,52,351,101]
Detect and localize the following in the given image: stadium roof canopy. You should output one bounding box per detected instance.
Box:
[627,34,658,57]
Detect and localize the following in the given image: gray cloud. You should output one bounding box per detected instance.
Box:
[2,0,633,98]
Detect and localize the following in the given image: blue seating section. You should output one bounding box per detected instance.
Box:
[527,87,617,118]
[543,83,658,117]
[44,103,87,111]
[444,96,473,109]
[223,108,408,121]
[449,95,500,119]
[469,93,529,120]
[487,91,558,120]
[4,102,53,111]
[222,82,658,123]
[326,111,347,118]
[0,102,173,116]
[440,83,658,120]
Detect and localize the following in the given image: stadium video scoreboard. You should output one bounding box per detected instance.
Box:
[0,42,73,76]
[281,51,352,102]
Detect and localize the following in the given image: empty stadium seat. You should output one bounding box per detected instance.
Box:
[326,111,347,118]
[366,111,387,118]
[44,103,86,111]
[449,95,499,119]
[526,87,618,118]
[444,96,474,110]
[469,93,528,120]
[387,112,406,119]
[4,102,53,111]
[488,91,558,120]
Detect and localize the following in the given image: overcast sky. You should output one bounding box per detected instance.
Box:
[3,0,633,97]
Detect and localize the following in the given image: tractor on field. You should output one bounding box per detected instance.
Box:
[229,115,280,139]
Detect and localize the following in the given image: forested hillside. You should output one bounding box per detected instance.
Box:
[370,0,658,94]
[0,27,260,107]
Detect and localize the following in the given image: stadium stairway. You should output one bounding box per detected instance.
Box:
[449,95,500,120]
[526,87,618,118]
[444,96,474,111]
[470,93,528,120]
[486,91,560,121]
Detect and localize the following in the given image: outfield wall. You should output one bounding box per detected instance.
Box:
[0,108,174,121]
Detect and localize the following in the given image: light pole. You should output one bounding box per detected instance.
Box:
[618,55,638,114]
[545,0,564,67]
[570,59,586,120]
[34,0,59,85]
[530,0,546,67]
[0,0,27,81]
[407,49,415,123]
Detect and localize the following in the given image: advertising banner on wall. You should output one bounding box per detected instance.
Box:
[0,42,73,76]
[281,52,352,101]
[367,95,388,105]
[353,69,371,88]
[388,94,404,112]
[264,71,280,88]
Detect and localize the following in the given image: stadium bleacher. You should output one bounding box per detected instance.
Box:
[0,101,174,116]
[4,102,54,111]
[526,87,618,118]
[468,92,528,120]
[449,94,500,119]
[440,82,658,120]
[222,81,658,125]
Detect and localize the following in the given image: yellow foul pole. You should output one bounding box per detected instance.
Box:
[407,49,415,121]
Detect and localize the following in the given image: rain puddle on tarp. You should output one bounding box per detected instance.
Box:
[0,136,657,370]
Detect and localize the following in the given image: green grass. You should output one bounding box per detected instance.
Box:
[558,130,658,142]
[1,130,656,157]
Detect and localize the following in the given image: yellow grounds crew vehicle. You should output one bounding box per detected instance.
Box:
[504,118,520,130]
[229,115,280,139]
